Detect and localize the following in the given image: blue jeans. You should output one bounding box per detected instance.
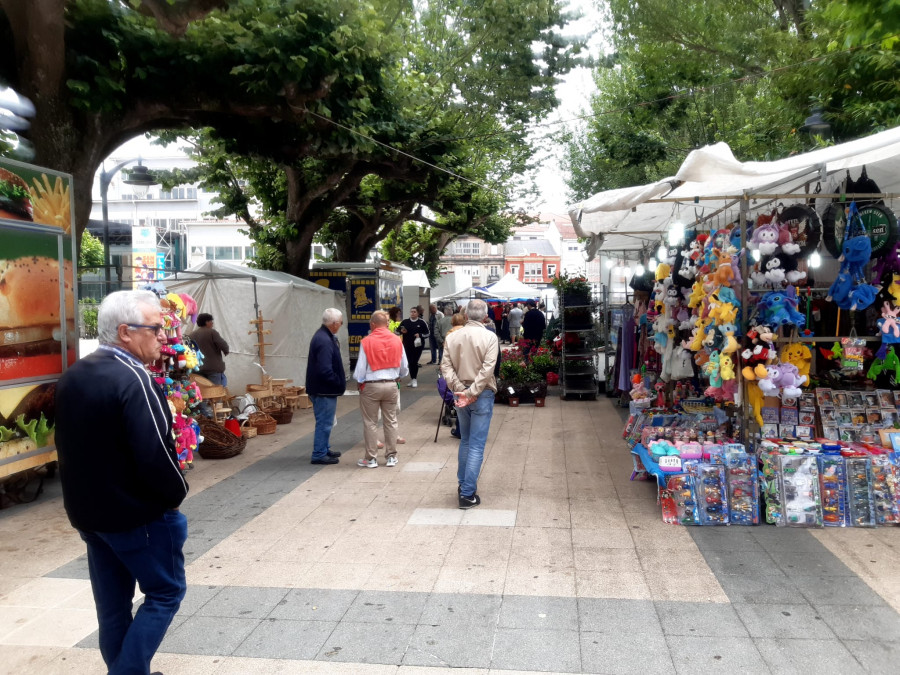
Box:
[204,372,227,386]
[79,510,188,675]
[310,394,338,460]
[456,389,495,497]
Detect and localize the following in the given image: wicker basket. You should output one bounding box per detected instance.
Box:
[197,418,246,459]
[248,411,277,435]
[240,418,258,439]
[268,407,293,425]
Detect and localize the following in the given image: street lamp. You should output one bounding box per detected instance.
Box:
[800,105,831,139]
[99,159,157,291]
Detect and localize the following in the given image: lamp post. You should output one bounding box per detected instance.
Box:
[99,159,157,291]
[800,105,831,140]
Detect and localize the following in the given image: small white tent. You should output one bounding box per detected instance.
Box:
[486,273,539,299]
[164,261,348,393]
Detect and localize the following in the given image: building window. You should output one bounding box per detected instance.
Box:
[454,241,480,255]
[490,265,499,277]
[510,264,519,276]
[525,262,542,277]
[192,246,205,258]
[547,264,557,278]
[462,266,481,277]
[568,244,580,252]
[244,246,255,259]
[490,245,498,255]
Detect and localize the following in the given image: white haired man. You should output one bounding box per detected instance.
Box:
[55,290,189,675]
[306,308,347,464]
[440,298,498,508]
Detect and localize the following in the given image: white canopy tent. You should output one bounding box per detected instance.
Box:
[485,272,540,299]
[432,286,495,303]
[164,261,348,393]
[568,125,900,253]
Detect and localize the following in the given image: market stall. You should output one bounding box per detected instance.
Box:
[568,125,900,528]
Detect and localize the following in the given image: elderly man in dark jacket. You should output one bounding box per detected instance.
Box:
[306,308,347,465]
[521,300,546,355]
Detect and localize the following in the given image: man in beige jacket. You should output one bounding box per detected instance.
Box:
[440,299,498,508]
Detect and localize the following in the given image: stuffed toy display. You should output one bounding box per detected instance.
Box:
[757,288,806,328]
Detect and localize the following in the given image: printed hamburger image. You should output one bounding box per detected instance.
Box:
[0,228,76,381]
[0,383,56,463]
[0,167,33,222]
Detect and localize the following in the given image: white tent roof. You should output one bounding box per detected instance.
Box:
[486,272,540,299]
[569,125,900,252]
[433,286,495,302]
[402,269,431,289]
[164,261,348,393]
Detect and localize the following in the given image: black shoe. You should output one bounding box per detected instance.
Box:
[451,430,460,438]
[458,484,462,496]
[311,456,339,465]
[459,493,480,509]
[326,450,341,458]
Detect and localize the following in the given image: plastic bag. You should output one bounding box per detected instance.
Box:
[413,336,422,348]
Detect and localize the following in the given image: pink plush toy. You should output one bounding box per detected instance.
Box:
[180,293,199,324]
[750,222,780,255]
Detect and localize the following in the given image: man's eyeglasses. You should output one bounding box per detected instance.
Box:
[125,323,165,335]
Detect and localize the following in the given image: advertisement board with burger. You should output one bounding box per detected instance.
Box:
[0,158,75,480]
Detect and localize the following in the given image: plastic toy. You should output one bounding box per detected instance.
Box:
[778,455,822,527]
[845,457,877,527]
[817,455,849,527]
[726,454,759,525]
[695,464,729,525]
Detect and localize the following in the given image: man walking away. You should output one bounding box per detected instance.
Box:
[507,302,524,345]
[427,303,443,364]
[521,300,547,355]
[56,290,189,675]
[354,310,409,467]
[441,299,498,509]
[191,312,230,386]
[306,308,347,465]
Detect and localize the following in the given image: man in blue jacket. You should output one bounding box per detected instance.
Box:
[56,290,189,675]
[306,307,347,464]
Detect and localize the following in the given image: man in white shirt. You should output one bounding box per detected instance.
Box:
[353,310,409,467]
[507,303,524,345]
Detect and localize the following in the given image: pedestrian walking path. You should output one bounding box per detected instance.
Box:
[1,378,900,673]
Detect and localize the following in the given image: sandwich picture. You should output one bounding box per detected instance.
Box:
[0,254,75,380]
[0,383,56,461]
[0,166,33,222]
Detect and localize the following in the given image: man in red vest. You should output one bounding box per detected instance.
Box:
[353,310,409,467]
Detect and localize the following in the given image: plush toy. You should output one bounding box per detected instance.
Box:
[718,323,739,353]
[779,343,812,382]
[873,242,900,286]
[712,248,735,287]
[750,220,781,255]
[730,249,744,287]
[759,246,805,285]
[179,293,199,324]
[719,352,735,380]
[664,285,680,306]
[758,288,805,328]
[655,262,671,282]
[775,362,807,398]
[688,281,705,309]
[166,293,187,321]
[709,301,739,326]
[878,303,900,342]
[756,363,781,397]
[687,317,712,351]
[842,235,872,281]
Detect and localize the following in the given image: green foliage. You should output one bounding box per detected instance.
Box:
[77,230,105,270]
[499,358,528,385]
[564,0,900,201]
[79,298,98,338]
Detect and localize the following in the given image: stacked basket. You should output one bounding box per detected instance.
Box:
[197,418,246,459]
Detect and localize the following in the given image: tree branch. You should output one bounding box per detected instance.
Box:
[132,0,232,38]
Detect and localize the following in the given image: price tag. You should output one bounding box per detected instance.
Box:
[658,456,682,471]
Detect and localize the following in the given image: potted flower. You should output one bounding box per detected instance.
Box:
[551,272,592,306]
[499,359,527,406]
[523,366,548,406]
[528,347,558,379]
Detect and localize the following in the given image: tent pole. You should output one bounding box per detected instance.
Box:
[739,195,750,448]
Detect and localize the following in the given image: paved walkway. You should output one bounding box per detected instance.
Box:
[1,371,900,673]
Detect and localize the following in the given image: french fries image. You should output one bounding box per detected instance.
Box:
[29,174,71,233]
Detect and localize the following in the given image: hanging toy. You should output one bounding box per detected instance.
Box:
[779,343,812,382]
[749,219,780,255]
[758,287,805,328]
[879,302,900,340]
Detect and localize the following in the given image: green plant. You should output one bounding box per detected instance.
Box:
[529,348,558,376]
[551,272,591,298]
[79,299,98,338]
[499,359,527,385]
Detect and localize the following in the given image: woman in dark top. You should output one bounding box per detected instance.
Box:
[398,306,429,387]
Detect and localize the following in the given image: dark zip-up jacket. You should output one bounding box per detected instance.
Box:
[55,348,188,533]
[305,325,347,396]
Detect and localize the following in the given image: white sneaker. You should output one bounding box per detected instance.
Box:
[357,458,377,468]
[409,379,418,388]
[386,456,398,467]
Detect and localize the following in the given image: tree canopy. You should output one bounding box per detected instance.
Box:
[564,0,900,201]
[0,0,581,278]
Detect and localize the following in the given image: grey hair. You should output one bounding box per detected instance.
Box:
[465,299,488,322]
[322,307,343,325]
[97,290,161,345]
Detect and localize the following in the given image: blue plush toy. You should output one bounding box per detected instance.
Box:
[758,287,806,328]
[826,228,878,310]
[842,236,871,282]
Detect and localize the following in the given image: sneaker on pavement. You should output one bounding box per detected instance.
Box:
[386,456,398,467]
[357,458,378,468]
[459,493,481,509]
[408,379,418,388]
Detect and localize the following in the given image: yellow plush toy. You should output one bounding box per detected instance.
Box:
[688,281,705,309]
[780,343,812,383]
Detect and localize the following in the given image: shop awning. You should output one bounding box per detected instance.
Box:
[569,124,900,253]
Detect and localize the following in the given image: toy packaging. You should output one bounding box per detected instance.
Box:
[870,456,900,525]
[817,455,850,526]
[845,457,877,527]
[760,450,784,524]
[695,463,729,525]
[725,454,759,525]
[666,474,699,525]
[778,455,822,527]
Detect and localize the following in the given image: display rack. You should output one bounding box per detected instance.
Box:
[559,294,598,400]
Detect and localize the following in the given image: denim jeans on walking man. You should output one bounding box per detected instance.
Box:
[310,394,339,460]
[79,509,188,675]
[455,389,495,497]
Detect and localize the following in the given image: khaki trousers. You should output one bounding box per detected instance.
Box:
[360,382,399,460]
